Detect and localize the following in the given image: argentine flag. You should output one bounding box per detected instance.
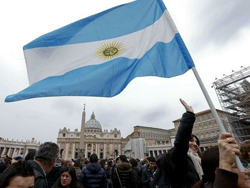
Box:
[5,0,195,102]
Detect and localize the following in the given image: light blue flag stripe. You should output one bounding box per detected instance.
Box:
[5,34,194,102]
[24,0,166,50]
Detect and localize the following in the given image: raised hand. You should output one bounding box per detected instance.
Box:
[218,132,240,171]
[180,98,194,113]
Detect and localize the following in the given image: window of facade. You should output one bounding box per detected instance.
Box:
[100,143,104,149]
[114,134,117,138]
[75,143,79,148]
[63,133,65,137]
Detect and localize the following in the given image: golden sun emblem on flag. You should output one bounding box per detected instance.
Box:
[94,41,126,60]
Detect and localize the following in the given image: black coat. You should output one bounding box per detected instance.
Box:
[161,111,200,188]
[28,160,48,188]
[111,162,136,188]
[46,163,63,188]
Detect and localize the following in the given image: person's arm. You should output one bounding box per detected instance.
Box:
[213,132,240,188]
[172,99,196,163]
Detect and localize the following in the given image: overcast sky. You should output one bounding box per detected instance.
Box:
[0,0,250,143]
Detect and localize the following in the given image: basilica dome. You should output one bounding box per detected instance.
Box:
[85,112,102,130]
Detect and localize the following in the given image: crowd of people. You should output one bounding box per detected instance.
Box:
[0,99,250,188]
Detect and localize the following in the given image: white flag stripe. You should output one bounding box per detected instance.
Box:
[24,10,178,85]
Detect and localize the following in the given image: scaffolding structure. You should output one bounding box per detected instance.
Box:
[213,66,250,142]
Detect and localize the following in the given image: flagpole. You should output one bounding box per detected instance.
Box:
[192,67,244,172]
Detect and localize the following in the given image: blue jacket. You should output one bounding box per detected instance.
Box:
[79,162,107,188]
[141,164,157,188]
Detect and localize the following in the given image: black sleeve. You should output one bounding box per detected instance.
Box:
[174,111,196,156]
[170,111,195,166]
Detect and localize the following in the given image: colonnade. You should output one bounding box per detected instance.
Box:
[61,142,122,159]
[0,146,38,158]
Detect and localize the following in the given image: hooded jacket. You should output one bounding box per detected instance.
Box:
[79,162,107,188]
[111,162,136,188]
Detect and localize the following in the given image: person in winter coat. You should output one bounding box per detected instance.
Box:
[141,156,157,188]
[129,158,142,188]
[100,159,111,188]
[111,155,136,188]
[160,99,202,188]
[28,142,59,188]
[79,154,107,188]
[47,158,63,188]
[150,154,170,188]
[52,166,83,188]
[73,159,82,181]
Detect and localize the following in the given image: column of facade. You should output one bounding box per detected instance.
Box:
[72,143,75,159]
[15,148,20,156]
[17,148,21,156]
[9,148,14,158]
[7,148,11,157]
[95,143,98,156]
[12,148,17,158]
[24,148,29,158]
[91,143,94,155]
[118,144,121,156]
[13,147,18,157]
[97,143,100,158]
[65,143,69,159]
[104,143,106,159]
[85,143,88,158]
[110,143,113,158]
[153,150,157,158]
[1,147,6,157]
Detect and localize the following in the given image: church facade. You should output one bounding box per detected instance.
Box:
[57,109,128,159]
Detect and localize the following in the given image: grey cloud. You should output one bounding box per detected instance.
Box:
[140,107,168,124]
[187,0,250,50]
